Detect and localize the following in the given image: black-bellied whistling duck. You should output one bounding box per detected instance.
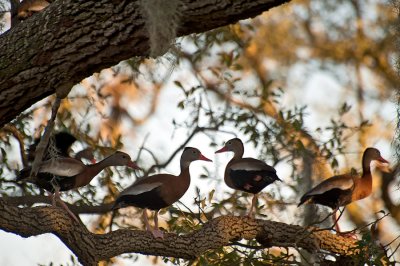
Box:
[113,147,212,238]
[298,147,390,233]
[17,151,139,222]
[215,138,281,218]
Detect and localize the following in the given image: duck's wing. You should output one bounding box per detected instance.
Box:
[298,174,354,206]
[38,157,85,177]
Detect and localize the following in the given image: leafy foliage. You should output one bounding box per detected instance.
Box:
[0,0,398,265]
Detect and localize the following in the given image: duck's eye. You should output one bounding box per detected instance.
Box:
[192,150,196,154]
[227,141,231,145]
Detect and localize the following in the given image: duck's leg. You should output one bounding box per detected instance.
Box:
[332,208,350,234]
[142,209,152,231]
[49,178,58,206]
[333,208,357,239]
[54,187,80,223]
[47,191,56,206]
[152,210,164,239]
[247,194,258,218]
[332,209,341,232]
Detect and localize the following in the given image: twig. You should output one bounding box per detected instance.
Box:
[145,126,219,175]
[228,241,264,250]
[135,133,150,162]
[2,124,28,167]
[346,211,390,235]
[177,200,204,225]
[384,234,400,248]
[388,241,400,259]
[30,97,62,179]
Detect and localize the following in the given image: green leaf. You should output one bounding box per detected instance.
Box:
[208,189,215,204]
[177,100,185,109]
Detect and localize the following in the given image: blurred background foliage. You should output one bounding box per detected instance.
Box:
[0,0,399,265]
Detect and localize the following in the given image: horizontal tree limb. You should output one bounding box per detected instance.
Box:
[0,0,290,128]
[0,198,360,265]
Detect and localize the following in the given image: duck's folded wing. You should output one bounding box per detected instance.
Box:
[305,175,354,196]
[120,182,163,196]
[230,158,276,172]
[38,158,85,176]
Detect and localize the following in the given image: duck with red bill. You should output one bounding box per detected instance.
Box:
[215,138,281,218]
[298,147,390,234]
[113,147,212,238]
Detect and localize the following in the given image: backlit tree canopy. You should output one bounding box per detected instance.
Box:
[0,0,399,265]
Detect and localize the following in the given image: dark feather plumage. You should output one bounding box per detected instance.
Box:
[298,188,353,210]
[17,151,137,193]
[297,147,389,211]
[229,169,280,194]
[18,168,76,192]
[113,186,169,210]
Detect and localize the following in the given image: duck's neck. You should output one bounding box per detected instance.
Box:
[83,156,114,181]
[362,165,371,176]
[95,155,116,169]
[178,163,191,190]
[352,172,372,201]
[224,148,243,189]
[180,159,191,173]
[232,146,244,160]
[361,151,373,175]
[356,157,373,197]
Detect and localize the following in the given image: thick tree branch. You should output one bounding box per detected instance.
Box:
[0,0,290,128]
[0,198,362,265]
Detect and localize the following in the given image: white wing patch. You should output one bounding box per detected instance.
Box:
[39,158,85,177]
[308,178,354,196]
[230,161,272,172]
[120,182,163,196]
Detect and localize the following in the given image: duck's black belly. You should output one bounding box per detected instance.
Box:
[18,167,76,193]
[35,173,76,193]
[229,169,280,194]
[311,188,352,210]
[114,187,169,210]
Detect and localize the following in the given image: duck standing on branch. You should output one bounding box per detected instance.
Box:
[215,138,281,218]
[298,147,390,233]
[17,151,140,222]
[113,147,212,238]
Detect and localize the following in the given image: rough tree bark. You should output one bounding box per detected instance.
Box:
[0,0,290,128]
[1,0,374,265]
[0,198,361,265]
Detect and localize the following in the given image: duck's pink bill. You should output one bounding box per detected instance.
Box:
[378,156,389,164]
[215,146,228,153]
[128,161,141,170]
[199,154,212,162]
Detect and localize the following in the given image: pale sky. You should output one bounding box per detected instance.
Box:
[0,1,398,265]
